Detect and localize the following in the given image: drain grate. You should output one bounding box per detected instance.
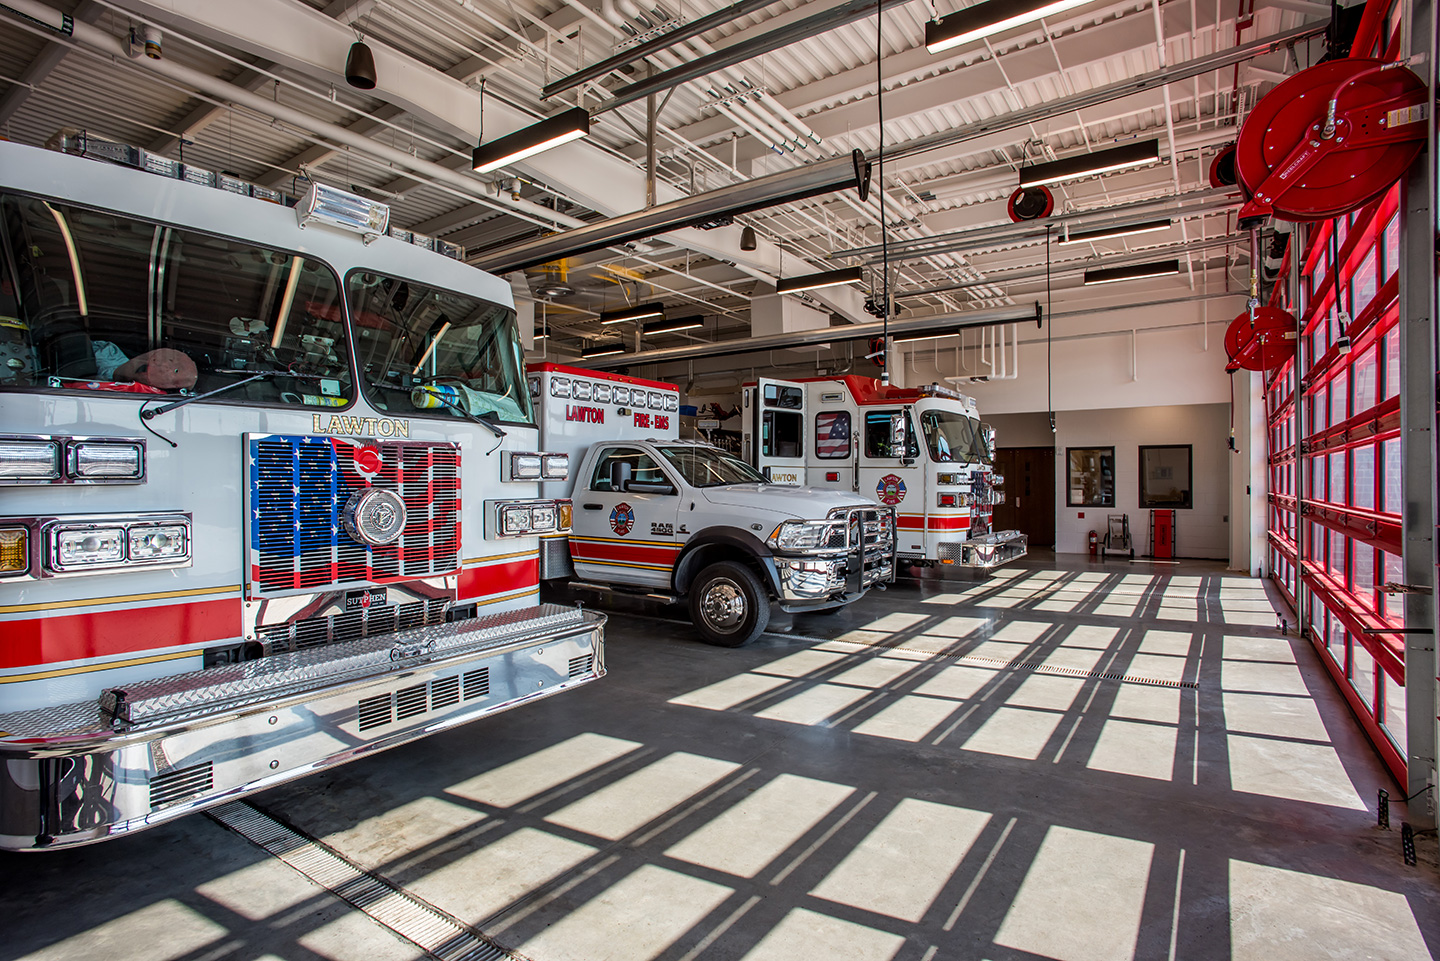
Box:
[209,801,519,961]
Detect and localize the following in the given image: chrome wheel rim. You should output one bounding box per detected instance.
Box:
[700,577,746,633]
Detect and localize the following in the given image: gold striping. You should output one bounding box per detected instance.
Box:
[0,585,241,615]
[0,648,200,683]
[461,550,541,566]
[475,587,540,606]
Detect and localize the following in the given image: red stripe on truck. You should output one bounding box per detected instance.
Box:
[0,599,241,670]
[457,558,539,601]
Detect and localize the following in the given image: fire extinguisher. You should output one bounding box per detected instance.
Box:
[1088,530,1098,556]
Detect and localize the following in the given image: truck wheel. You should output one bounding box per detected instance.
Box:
[689,561,770,647]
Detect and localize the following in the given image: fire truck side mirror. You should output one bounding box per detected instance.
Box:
[610,460,633,492]
[889,414,906,454]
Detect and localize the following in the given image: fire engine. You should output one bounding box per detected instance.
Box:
[0,137,604,850]
[528,364,896,646]
[741,376,1027,569]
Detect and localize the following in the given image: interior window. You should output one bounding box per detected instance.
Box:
[762,409,803,457]
[589,447,668,491]
[863,410,919,458]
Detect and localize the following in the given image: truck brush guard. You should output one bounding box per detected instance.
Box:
[0,604,605,851]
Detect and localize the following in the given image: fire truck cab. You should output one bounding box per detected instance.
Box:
[0,138,604,850]
[742,376,1027,570]
[529,364,896,646]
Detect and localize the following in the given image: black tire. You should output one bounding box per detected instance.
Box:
[688,560,770,647]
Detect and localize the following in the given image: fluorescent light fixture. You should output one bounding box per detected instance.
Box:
[472,107,590,174]
[1083,259,1180,285]
[600,302,666,325]
[776,266,863,294]
[582,342,625,357]
[1018,139,1160,188]
[891,312,1042,343]
[295,182,390,237]
[926,0,1100,53]
[1058,219,1172,245]
[645,315,704,334]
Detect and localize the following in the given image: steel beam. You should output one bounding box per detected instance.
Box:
[0,0,103,125]
[1399,0,1437,829]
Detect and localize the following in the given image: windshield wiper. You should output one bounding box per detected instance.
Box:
[371,378,506,438]
[140,369,323,420]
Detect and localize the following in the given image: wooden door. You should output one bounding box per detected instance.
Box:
[994,447,1055,547]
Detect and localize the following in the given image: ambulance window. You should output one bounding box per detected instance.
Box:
[763,383,803,409]
[864,410,919,458]
[815,411,851,458]
[590,447,667,491]
[762,409,803,458]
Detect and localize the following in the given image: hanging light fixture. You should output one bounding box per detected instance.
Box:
[345,39,377,90]
[776,265,863,294]
[740,226,757,251]
[582,341,625,357]
[472,107,591,174]
[1019,139,1160,188]
[926,0,1102,54]
[599,302,666,325]
[1058,219,1172,245]
[645,315,704,334]
[1083,259,1180,285]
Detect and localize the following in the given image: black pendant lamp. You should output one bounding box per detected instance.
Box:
[346,39,377,90]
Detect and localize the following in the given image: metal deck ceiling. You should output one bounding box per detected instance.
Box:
[0,0,1321,357]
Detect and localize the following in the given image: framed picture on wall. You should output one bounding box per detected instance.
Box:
[1139,445,1193,508]
[1066,447,1115,507]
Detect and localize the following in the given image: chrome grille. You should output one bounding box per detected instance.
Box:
[258,599,450,654]
[150,762,214,810]
[568,654,594,678]
[356,667,490,735]
[248,435,461,595]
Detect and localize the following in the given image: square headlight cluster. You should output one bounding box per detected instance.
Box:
[504,451,569,482]
[44,515,190,574]
[494,500,572,538]
[0,436,145,485]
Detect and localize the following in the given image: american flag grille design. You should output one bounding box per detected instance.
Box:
[249,436,461,595]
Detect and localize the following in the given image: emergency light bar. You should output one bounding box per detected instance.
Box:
[296,182,390,240]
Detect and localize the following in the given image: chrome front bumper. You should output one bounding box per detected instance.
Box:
[939,530,1028,569]
[0,604,605,851]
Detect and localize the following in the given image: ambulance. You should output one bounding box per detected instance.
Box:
[529,364,896,646]
[741,376,1026,569]
[0,136,604,850]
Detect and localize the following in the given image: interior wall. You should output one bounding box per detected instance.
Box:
[1054,404,1231,559]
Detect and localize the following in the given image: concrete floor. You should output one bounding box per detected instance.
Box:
[5,553,1440,961]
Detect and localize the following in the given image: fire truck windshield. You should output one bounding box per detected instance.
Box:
[920,409,990,465]
[348,269,532,425]
[0,192,350,405]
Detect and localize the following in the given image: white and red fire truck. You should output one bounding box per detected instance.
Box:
[742,376,1026,569]
[528,364,896,646]
[0,137,604,850]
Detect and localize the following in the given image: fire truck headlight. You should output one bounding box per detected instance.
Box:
[0,528,28,576]
[500,505,533,535]
[129,524,188,560]
[936,472,962,486]
[506,453,543,480]
[530,505,557,532]
[70,442,144,479]
[0,440,61,481]
[56,527,126,567]
[541,453,569,480]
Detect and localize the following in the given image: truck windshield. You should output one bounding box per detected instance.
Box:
[656,445,766,487]
[920,409,990,465]
[0,192,349,404]
[348,269,532,425]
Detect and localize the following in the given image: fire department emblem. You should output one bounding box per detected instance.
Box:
[876,474,907,505]
[610,502,635,536]
[352,444,383,478]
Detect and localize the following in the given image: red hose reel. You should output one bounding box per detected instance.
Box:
[1224,305,1298,372]
[1236,57,1427,222]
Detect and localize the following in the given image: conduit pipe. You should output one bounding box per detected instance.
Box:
[0,0,588,233]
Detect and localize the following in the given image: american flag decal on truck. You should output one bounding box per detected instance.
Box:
[247,434,461,596]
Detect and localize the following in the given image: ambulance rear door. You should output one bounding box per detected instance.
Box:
[746,378,807,485]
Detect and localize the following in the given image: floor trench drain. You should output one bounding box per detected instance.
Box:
[209,802,519,961]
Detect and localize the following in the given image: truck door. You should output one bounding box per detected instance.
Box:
[750,378,806,485]
[858,407,925,556]
[570,445,681,588]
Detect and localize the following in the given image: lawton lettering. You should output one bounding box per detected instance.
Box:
[312,414,411,438]
[566,405,605,424]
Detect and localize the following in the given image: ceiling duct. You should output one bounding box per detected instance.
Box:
[476,150,872,274]
[578,302,1041,369]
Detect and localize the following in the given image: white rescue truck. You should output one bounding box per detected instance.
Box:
[742,376,1027,569]
[0,137,604,850]
[528,364,896,646]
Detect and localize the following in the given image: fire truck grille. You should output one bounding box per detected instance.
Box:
[355,667,490,735]
[249,436,461,595]
[150,762,214,810]
[257,599,450,654]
